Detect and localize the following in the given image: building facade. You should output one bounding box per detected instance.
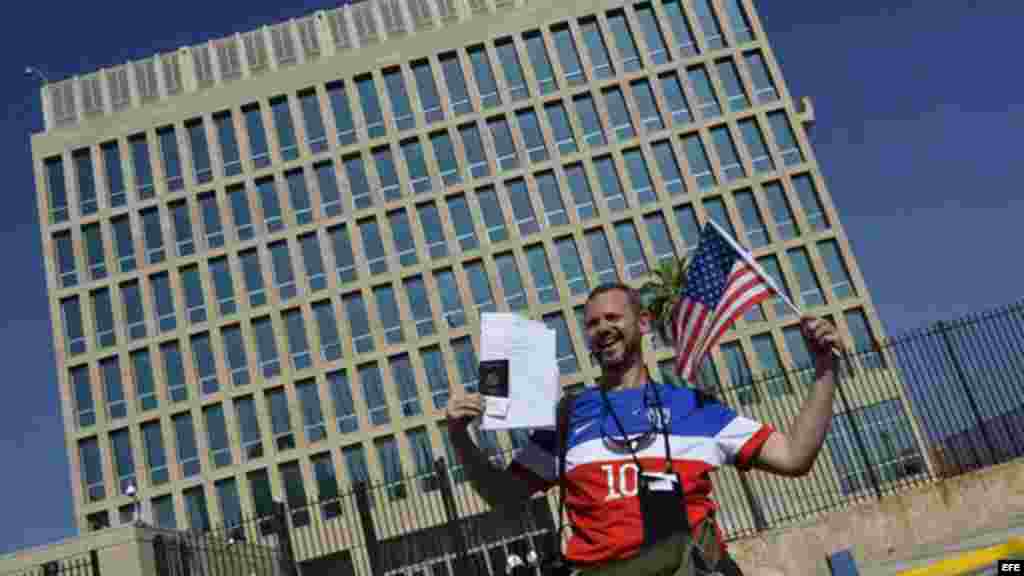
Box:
[31,0,919,571]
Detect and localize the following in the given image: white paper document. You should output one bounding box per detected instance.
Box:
[478,313,561,431]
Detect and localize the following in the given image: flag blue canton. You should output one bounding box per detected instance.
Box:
[682,225,742,309]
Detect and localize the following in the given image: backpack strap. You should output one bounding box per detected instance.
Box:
[550,392,575,570]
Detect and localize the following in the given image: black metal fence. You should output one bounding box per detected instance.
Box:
[1,552,100,576]
[172,300,1024,576]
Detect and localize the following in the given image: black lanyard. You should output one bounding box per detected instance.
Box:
[598,381,674,474]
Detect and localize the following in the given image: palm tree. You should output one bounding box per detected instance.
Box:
[638,256,689,346]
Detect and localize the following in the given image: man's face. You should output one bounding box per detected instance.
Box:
[583,289,650,371]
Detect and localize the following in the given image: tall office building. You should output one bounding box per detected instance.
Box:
[32,0,924,572]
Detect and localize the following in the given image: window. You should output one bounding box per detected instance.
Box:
[141,421,168,486]
[101,357,126,421]
[476,185,507,243]
[285,169,313,226]
[578,17,613,79]
[651,140,685,196]
[658,72,693,126]
[111,214,136,272]
[157,126,184,192]
[326,81,358,146]
[186,119,213,185]
[447,194,479,252]
[463,260,496,317]
[404,275,435,338]
[630,79,665,135]
[313,158,342,217]
[79,437,105,503]
[327,224,358,284]
[383,67,416,131]
[603,87,636,142]
[82,223,108,282]
[573,93,607,148]
[407,427,438,492]
[400,137,432,195]
[375,436,407,500]
[506,178,539,236]
[439,52,473,116]
[360,362,390,426]
[545,312,579,375]
[204,403,232,468]
[191,332,218,395]
[215,478,243,530]
[198,193,225,249]
[256,178,285,234]
[129,134,155,200]
[623,148,657,205]
[150,272,177,333]
[430,130,462,187]
[724,0,755,43]
[253,315,281,379]
[783,324,815,384]
[296,379,327,444]
[643,212,678,265]
[845,309,883,368]
[614,220,649,280]
[221,324,250,386]
[173,412,201,478]
[161,340,188,403]
[739,119,774,174]
[214,111,242,177]
[73,148,97,216]
[344,292,374,354]
[416,345,449,411]
[298,233,327,292]
[763,181,799,241]
[209,257,237,317]
[183,486,210,533]
[358,217,388,276]
[298,89,328,154]
[54,231,77,288]
[703,196,737,239]
[284,309,312,372]
[495,252,527,312]
[693,0,726,50]
[722,342,756,405]
[744,51,778,103]
[516,107,549,164]
[342,444,371,491]
[467,44,501,109]
[270,96,299,161]
[487,116,519,172]
[92,289,115,349]
[374,284,404,345]
[452,336,480,392]
[390,354,422,417]
[688,66,721,119]
[586,228,620,285]
[329,368,362,432]
[550,25,585,86]
[819,240,856,300]
[520,32,555,96]
[121,281,146,341]
[269,241,298,302]
[458,122,490,179]
[235,396,264,461]
[752,333,790,397]
[346,152,374,208]
[227,184,256,242]
[768,111,803,167]
[417,203,448,259]
[793,174,830,233]
[438,425,466,483]
[140,207,165,264]
[71,365,95,428]
[757,254,795,319]
[355,74,386,139]
[544,101,577,156]
[495,37,529,102]
[634,3,670,65]
[152,495,176,530]
[788,247,825,308]
[101,142,126,207]
[531,171,567,228]
[248,468,275,519]
[716,59,749,112]
[45,156,69,223]
[435,268,466,328]
[606,10,642,72]
[733,189,768,249]
[682,133,716,190]
[181,265,207,325]
[525,244,558,304]
[167,201,195,259]
[594,155,627,213]
[311,452,342,518]
[554,235,589,296]
[266,387,295,451]
[412,59,444,124]
[826,400,923,494]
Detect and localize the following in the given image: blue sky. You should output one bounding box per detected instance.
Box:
[2,0,1022,555]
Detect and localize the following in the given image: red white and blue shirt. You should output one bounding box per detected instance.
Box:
[507,382,774,567]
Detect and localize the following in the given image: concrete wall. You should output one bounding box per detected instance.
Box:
[725,459,1024,575]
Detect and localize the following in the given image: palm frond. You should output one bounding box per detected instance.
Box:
[638,256,690,344]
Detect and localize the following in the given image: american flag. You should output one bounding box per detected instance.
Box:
[673,222,775,382]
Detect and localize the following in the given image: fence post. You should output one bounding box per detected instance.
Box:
[434,457,470,574]
[937,320,997,464]
[89,549,100,576]
[835,352,884,500]
[273,501,299,576]
[354,482,383,576]
[737,471,767,531]
[152,535,166,576]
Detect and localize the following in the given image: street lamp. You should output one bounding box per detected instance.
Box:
[126,483,142,525]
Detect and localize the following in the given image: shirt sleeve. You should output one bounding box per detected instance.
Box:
[697,392,775,470]
[507,429,559,495]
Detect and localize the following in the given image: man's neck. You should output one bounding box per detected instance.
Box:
[599,362,649,392]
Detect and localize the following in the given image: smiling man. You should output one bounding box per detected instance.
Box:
[447,282,840,575]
